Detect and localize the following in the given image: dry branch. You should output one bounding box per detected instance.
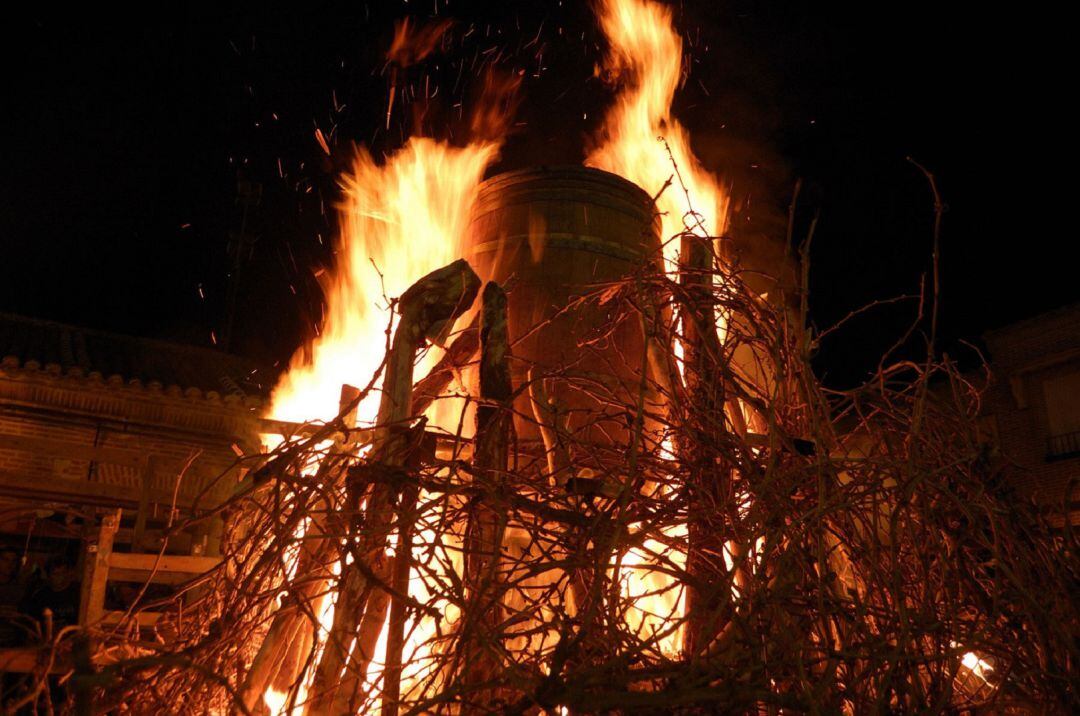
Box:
[19,242,1076,716]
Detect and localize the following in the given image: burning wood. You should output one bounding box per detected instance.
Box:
[17,240,1077,715]
[7,1,1075,715]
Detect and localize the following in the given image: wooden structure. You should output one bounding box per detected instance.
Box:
[0,313,267,673]
[464,165,661,453]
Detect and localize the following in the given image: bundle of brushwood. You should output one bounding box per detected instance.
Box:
[9,236,1077,716]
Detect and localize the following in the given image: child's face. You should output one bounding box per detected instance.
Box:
[48,563,74,590]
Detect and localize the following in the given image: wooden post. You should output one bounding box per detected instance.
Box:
[460,282,513,710]
[132,456,155,552]
[78,509,120,628]
[677,232,732,658]
[380,479,419,716]
[72,632,94,716]
[240,384,361,711]
[306,259,481,716]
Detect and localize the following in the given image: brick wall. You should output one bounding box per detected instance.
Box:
[983,303,1080,519]
[0,364,265,552]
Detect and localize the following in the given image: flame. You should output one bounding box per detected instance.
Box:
[619,525,687,656]
[265,64,508,712]
[262,0,735,707]
[270,138,499,428]
[961,651,994,682]
[587,0,730,270]
[587,0,731,655]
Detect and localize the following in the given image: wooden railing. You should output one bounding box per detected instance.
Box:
[1047,429,1080,461]
[0,511,220,674]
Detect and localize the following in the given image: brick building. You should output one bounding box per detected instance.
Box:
[980,302,1080,525]
[0,313,269,558]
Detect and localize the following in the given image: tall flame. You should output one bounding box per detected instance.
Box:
[262,0,732,708]
[587,0,729,267]
[265,57,508,715]
[588,0,732,655]
[270,138,499,426]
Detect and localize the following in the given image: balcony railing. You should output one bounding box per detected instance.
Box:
[1047,430,1080,461]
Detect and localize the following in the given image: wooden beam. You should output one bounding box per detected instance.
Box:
[461,281,513,709]
[78,509,120,628]
[678,231,734,658]
[132,455,156,551]
[107,552,220,575]
[106,567,198,586]
[0,647,71,674]
[99,610,163,628]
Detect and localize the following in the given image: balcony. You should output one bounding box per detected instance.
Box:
[1047,430,1080,461]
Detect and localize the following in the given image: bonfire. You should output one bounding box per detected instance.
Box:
[13,1,1075,714]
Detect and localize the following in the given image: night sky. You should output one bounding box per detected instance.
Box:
[1,2,1071,387]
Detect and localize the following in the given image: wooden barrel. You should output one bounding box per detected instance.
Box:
[463,165,661,459]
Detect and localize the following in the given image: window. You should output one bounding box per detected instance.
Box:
[1044,370,1080,460]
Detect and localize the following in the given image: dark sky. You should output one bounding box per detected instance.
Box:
[0,1,1071,386]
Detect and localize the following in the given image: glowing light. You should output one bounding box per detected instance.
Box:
[588,0,734,656]
[587,0,730,271]
[270,137,499,429]
[961,650,994,684]
[265,116,502,716]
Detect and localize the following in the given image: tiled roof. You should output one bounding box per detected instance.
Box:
[984,301,1080,340]
[0,312,272,401]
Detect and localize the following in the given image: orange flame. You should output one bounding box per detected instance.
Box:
[587,0,729,269]
[269,138,499,428]
[263,0,733,707]
[588,0,732,654]
[265,31,512,714]
[264,138,500,713]
[387,18,453,68]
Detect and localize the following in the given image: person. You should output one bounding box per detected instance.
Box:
[0,548,25,646]
[20,555,80,632]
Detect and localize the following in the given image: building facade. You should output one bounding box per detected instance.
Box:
[0,313,269,557]
[981,303,1080,525]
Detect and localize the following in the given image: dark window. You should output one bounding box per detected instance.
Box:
[1044,371,1080,460]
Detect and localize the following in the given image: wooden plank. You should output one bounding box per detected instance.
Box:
[108,552,220,575]
[132,455,156,551]
[114,527,193,553]
[107,567,196,585]
[0,647,70,674]
[78,509,120,627]
[99,610,163,628]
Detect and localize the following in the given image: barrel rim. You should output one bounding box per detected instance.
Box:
[476,164,654,205]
